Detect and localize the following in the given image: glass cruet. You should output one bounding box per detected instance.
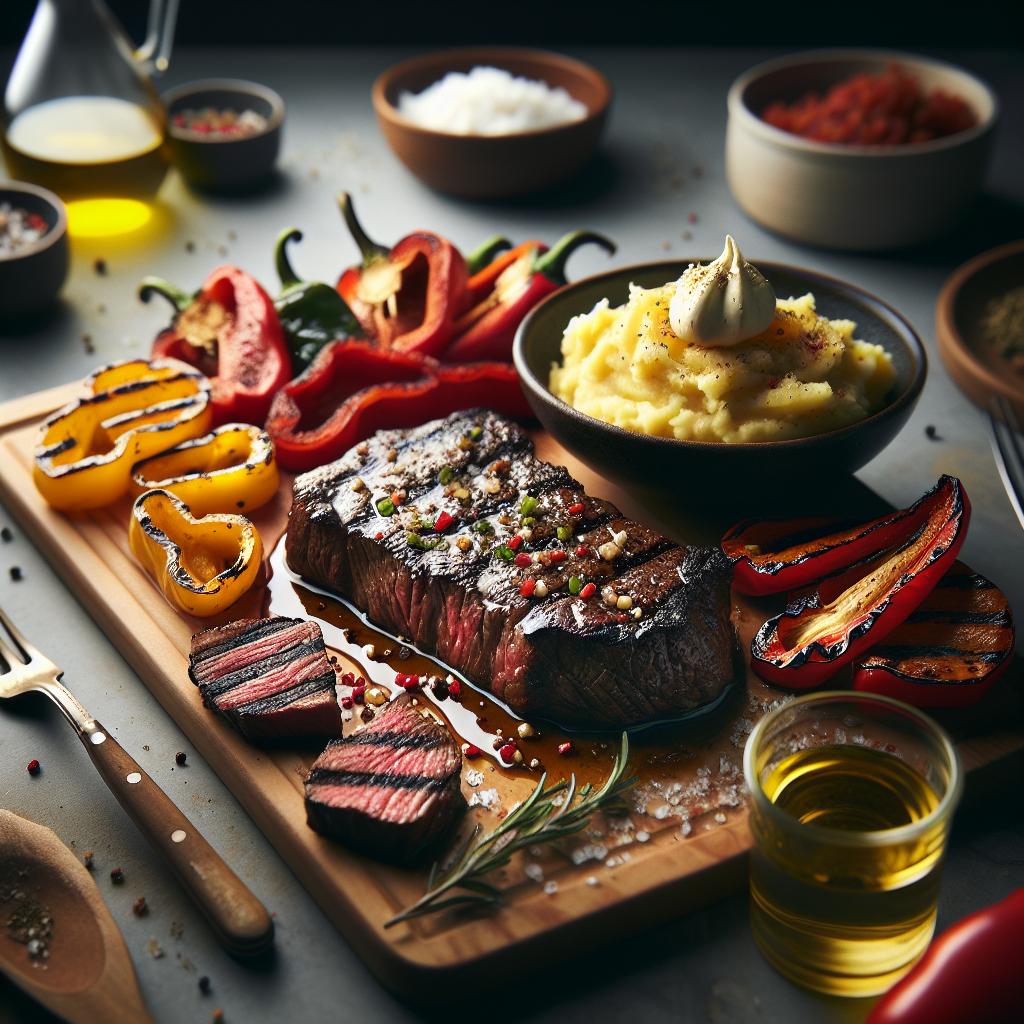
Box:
[2,0,179,237]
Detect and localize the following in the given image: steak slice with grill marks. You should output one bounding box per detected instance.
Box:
[189,617,342,741]
[286,410,738,728]
[304,694,465,862]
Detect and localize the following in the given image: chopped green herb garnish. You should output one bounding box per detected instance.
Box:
[568,575,583,595]
[556,525,572,541]
[472,520,493,535]
[376,497,395,517]
[438,466,454,485]
[494,544,514,561]
[519,495,539,516]
[407,531,443,551]
[469,425,482,440]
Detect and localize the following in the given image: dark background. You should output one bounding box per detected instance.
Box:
[3,0,1024,49]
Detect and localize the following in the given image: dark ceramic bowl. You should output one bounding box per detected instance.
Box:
[937,239,1024,423]
[163,79,284,192]
[0,181,68,319]
[373,47,611,198]
[514,260,926,491]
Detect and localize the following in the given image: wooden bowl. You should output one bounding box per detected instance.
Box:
[0,181,68,318]
[936,239,1024,422]
[163,79,284,192]
[372,48,611,199]
[726,50,998,250]
[513,260,927,494]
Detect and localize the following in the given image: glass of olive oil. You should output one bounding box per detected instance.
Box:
[744,692,962,997]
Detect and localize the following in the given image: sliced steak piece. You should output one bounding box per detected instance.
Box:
[304,694,465,862]
[189,617,342,741]
[287,410,738,728]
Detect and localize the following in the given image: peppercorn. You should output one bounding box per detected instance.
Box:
[9,566,23,581]
[557,741,574,756]
[94,257,108,275]
[198,975,212,995]
[110,867,125,884]
[83,851,94,870]
[175,751,187,766]
[27,758,41,776]
[925,424,941,441]
[132,896,148,916]
[1,525,13,542]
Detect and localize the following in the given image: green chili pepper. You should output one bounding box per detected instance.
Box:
[407,531,444,551]
[273,228,363,370]
[520,495,539,516]
[472,520,493,535]
[376,497,395,517]
[568,575,583,595]
[557,525,572,541]
[494,544,514,561]
[469,425,483,440]
[438,466,454,485]
[521,516,536,526]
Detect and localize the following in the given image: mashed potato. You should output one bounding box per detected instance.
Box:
[549,284,896,443]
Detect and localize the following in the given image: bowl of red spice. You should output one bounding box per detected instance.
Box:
[726,51,998,250]
[163,79,284,192]
[0,181,68,319]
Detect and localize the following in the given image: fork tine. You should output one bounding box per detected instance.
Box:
[988,399,1024,532]
[0,605,40,665]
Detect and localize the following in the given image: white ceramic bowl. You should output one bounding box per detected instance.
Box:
[726,50,998,250]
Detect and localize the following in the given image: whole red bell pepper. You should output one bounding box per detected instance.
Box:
[443,230,616,364]
[335,193,467,357]
[867,888,1024,1024]
[751,477,970,689]
[141,266,292,426]
[265,340,532,473]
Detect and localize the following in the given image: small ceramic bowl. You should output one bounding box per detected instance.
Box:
[163,79,284,191]
[726,50,998,250]
[936,239,1024,422]
[514,260,926,492]
[372,48,611,199]
[0,181,69,319]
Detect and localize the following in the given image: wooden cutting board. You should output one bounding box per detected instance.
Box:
[2,382,1022,1000]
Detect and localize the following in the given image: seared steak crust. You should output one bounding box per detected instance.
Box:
[286,411,737,728]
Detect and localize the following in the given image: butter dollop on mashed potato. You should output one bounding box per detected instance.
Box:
[549,283,896,443]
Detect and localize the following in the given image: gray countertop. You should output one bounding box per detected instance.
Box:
[1,46,1023,1024]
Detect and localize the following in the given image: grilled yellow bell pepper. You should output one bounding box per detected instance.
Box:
[129,489,262,617]
[34,358,212,512]
[130,424,279,517]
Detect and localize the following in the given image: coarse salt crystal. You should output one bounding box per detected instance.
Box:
[543,880,559,896]
[465,769,485,788]
[524,862,544,882]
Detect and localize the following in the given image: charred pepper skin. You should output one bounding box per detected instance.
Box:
[750,477,971,690]
[335,193,467,358]
[141,265,292,426]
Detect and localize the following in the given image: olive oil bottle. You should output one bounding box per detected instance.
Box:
[748,742,946,996]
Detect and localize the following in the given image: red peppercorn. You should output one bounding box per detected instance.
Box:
[557,741,574,756]
[341,695,354,709]
[519,578,537,598]
[549,550,567,564]
[352,688,365,704]
[110,867,125,884]
[580,582,597,600]
[447,679,462,699]
[26,759,41,776]
[341,672,355,686]
[507,534,523,551]
[575,545,589,557]
[464,744,482,759]
[499,741,517,762]
[513,552,532,568]
[433,511,454,533]
[567,502,585,516]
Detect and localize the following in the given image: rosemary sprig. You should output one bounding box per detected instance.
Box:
[385,733,635,927]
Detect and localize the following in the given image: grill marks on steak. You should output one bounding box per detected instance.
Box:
[189,617,342,741]
[287,410,738,728]
[304,694,465,862]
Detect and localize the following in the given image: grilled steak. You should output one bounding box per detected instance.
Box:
[189,617,342,741]
[286,410,738,728]
[304,694,465,862]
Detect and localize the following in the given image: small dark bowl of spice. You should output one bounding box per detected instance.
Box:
[163,79,284,192]
[0,181,68,319]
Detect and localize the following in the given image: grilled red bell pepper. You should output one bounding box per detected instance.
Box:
[723,505,934,597]
[463,236,544,307]
[444,230,616,364]
[335,193,467,357]
[852,560,1015,709]
[141,266,291,426]
[867,888,1024,1024]
[751,477,970,689]
[265,340,532,472]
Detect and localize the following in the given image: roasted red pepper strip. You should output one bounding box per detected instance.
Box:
[335,193,467,357]
[852,560,1014,708]
[141,266,291,426]
[723,505,930,597]
[751,477,970,689]
[265,340,532,472]
[867,888,1024,1024]
[443,230,616,364]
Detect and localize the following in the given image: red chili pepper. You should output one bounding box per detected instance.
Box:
[722,503,933,597]
[463,237,546,306]
[580,582,597,600]
[549,550,567,564]
[852,560,1014,709]
[867,888,1024,1024]
[335,193,467,357]
[265,340,533,472]
[507,534,523,551]
[519,578,537,598]
[443,230,616,364]
[433,511,455,533]
[513,553,533,568]
[141,267,291,425]
[751,477,970,689]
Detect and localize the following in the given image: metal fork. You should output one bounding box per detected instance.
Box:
[0,606,274,956]
[989,396,1024,532]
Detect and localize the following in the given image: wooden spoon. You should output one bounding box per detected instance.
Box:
[0,810,152,1024]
